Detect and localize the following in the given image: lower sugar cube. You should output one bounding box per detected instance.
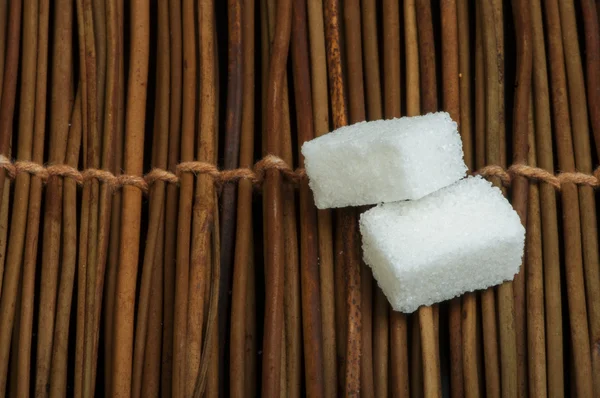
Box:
[301,112,467,209]
[359,176,525,313]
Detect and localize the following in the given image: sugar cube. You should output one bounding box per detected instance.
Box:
[359,176,525,313]
[301,112,467,209]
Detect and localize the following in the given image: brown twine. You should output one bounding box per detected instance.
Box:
[0,155,598,195]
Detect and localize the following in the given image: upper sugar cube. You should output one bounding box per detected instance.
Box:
[301,112,467,209]
[359,176,525,313]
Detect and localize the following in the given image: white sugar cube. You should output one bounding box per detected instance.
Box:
[301,112,467,209]
[359,176,525,313]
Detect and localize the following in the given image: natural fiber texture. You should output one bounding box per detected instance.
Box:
[0,154,598,194]
[0,154,306,194]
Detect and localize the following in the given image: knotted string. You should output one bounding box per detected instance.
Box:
[0,154,598,195]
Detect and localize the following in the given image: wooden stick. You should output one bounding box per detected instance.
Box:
[481,1,519,396]
[74,4,90,391]
[441,2,464,396]
[306,0,338,395]
[0,0,22,203]
[510,1,533,397]
[476,2,501,396]
[88,0,118,390]
[456,1,479,396]
[172,0,196,393]
[141,208,166,397]
[103,1,124,390]
[580,0,600,159]
[81,0,100,391]
[49,89,82,398]
[14,0,41,393]
[8,282,22,398]
[187,0,218,394]
[291,0,326,395]
[112,0,150,394]
[35,0,74,393]
[362,1,388,395]
[0,149,9,308]
[262,0,292,394]
[415,1,442,396]
[218,0,243,391]
[526,95,547,397]
[405,2,420,397]
[323,0,363,395]
[161,0,182,394]
[0,0,7,101]
[528,0,564,394]
[131,0,169,394]
[0,0,34,393]
[244,246,257,397]
[230,0,256,393]
[17,1,48,395]
[342,2,372,396]
[543,0,594,395]
[557,1,600,392]
[264,2,302,394]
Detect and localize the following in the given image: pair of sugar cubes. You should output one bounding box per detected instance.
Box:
[301,112,525,313]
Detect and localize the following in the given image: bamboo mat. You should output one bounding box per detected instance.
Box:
[0,0,598,397]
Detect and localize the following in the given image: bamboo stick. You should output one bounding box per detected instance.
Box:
[405,2,421,397]
[218,0,243,392]
[74,0,92,395]
[528,0,564,395]
[543,0,594,395]
[526,95,547,397]
[580,0,600,159]
[361,1,388,395]
[131,0,169,394]
[323,0,363,395]
[510,2,533,397]
[161,0,182,394]
[88,0,119,390]
[17,1,49,396]
[480,1,519,396]
[0,0,7,101]
[262,0,292,395]
[306,1,338,395]
[0,0,19,299]
[0,0,34,394]
[187,0,218,394]
[81,1,101,392]
[14,0,43,394]
[244,248,258,397]
[557,1,600,393]
[0,0,22,203]
[415,1,442,396]
[441,2,464,396]
[8,284,22,398]
[141,208,166,397]
[49,89,82,398]
[172,0,196,393]
[291,1,326,395]
[0,154,9,310]
[230,0,256,393]
[112,0,150,394]
[343,2,373,396]
[103,1,125,391]
[264,1,302,394]
[457,1,479,396]
[476,2,501,397]
[34,0,74,393]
